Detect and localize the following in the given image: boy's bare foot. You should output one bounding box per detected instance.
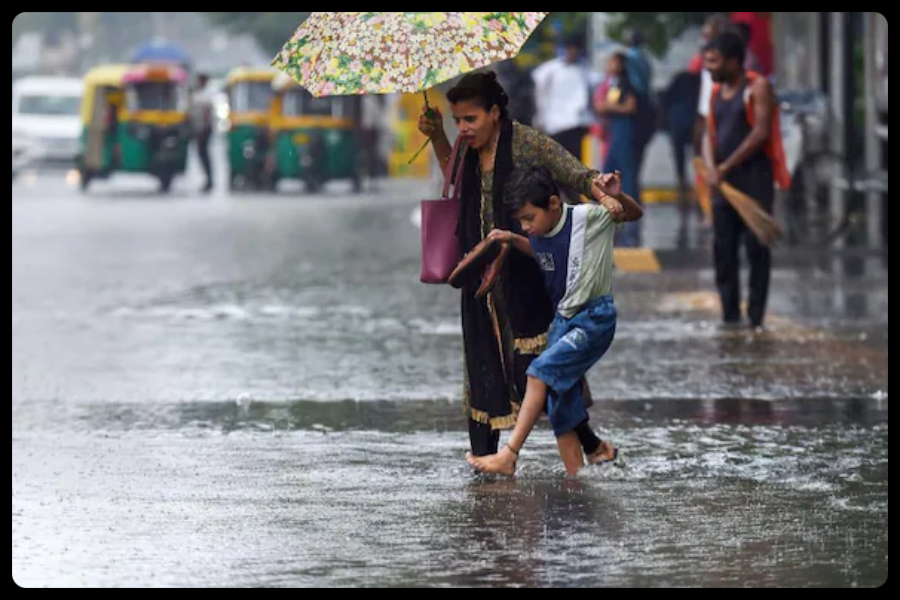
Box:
[466,444,518,476]
[587,440,618,465]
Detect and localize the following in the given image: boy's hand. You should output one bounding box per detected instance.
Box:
[486,228,513,245]
[600,196,625,220]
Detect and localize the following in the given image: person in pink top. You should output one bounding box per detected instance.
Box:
[590,77,612,166]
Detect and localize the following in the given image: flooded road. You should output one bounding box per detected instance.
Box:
[13,172,887,587]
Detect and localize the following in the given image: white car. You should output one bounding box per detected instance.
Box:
[12,76,84,166]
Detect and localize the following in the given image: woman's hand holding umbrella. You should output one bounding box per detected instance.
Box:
[411,103,447,164]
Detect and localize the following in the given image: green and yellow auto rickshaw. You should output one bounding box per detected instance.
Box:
[268,72,363,193]
[78,63,191,193]
[224,66,277,190]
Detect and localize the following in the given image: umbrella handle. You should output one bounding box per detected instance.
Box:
[423,90,435,120]
[408,138,431,165]
[410,90,437,164]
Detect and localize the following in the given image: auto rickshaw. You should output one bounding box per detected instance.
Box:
[78,63,191,193]
[224,66,278,191]
[267,72,363,193]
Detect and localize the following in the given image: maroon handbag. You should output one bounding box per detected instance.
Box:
[419,136,467,284]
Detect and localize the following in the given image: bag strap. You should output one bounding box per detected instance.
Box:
[441,135,468,200]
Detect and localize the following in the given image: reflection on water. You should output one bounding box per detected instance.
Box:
[12,405,887,587]
[13,396,888,586]
[11,396,887,435]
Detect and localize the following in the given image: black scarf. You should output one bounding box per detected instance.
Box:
[457,118,554,340]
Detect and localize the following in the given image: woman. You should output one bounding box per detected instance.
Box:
[590,76,612,168]
[594,53,640,247]
[417,71,618,464]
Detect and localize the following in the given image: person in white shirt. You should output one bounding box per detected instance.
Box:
[531,35,593,201]
[532,36,591,161]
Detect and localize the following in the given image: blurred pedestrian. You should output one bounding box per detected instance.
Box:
[531,35,593,201]
[623,29,656,205]
[702,31,790,330]
[661,69,701,214]
[594,52,641,247]
[360,95,385,190]
[191,72,214,193]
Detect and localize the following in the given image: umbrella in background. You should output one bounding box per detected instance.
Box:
[131,40,191,67]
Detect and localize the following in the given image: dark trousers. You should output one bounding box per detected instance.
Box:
[468,418,500,456]
[196,131,212,187]
[712,194,772,327]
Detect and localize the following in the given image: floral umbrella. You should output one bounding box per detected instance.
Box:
[271,12,549,98]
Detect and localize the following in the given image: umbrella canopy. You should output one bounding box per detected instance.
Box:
[131,40,191,66]
[272,12,548,97]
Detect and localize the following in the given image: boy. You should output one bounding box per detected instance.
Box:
[466,166,643,476]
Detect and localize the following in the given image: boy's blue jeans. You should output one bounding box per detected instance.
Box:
[526,295,617,437]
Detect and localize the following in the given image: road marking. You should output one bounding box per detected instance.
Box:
[613,248,661,273]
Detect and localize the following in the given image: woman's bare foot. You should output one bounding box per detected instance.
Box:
[587,440,617,465]
[466,445,517,476]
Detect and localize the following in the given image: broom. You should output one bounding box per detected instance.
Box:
[693,171,713,221]
[693,157,782,246]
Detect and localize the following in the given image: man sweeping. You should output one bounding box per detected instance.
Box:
[702,30,790,331]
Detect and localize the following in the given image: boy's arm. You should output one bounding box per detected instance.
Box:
[609,190,643,222]
[487,229,535,258]
[591,174,643,222]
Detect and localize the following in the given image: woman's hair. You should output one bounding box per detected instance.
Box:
[610,52,631,85]
[446,70,510,120]
[503,166,559,212]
